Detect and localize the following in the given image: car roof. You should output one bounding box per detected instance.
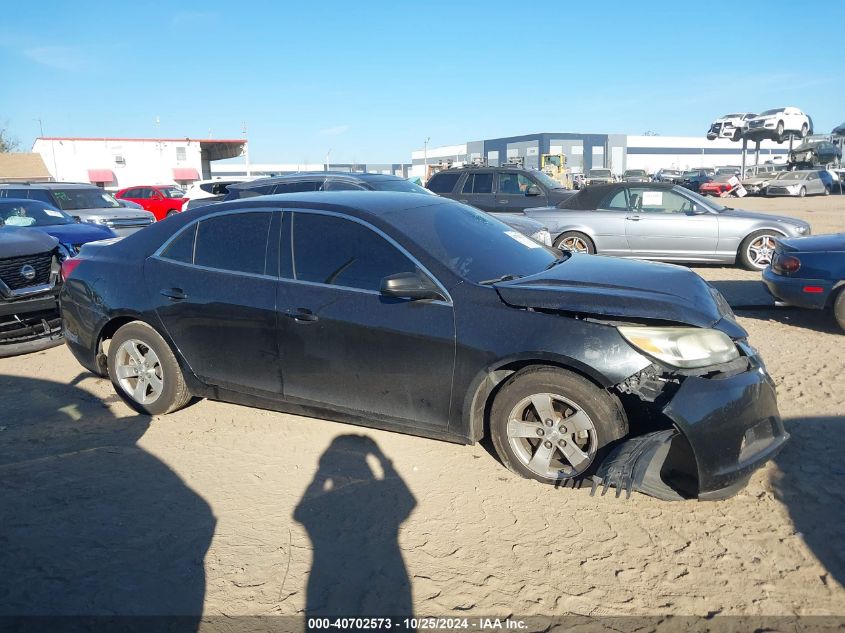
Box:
[227,171,408,189]
[433,165,532,173]
[0,182,101,190]
[561,183,676,210]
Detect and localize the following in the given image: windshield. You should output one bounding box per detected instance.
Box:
[662,169,680,176]
[385,200,559,284]
[776,171,808,181]
[684,188,726,212]
[51,188,123,210]
[589,169,611,177]
[624,170,647,177]
[371,179,434,194]
[682,171,700,178]
[0,200,74,227]
[531,170,565,189]
[159,187,185,198]
[760,109,783,116]
[715,168,738,175]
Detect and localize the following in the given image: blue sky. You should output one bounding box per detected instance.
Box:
[2,0,842,163]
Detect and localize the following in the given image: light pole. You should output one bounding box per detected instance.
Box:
[423,136,430,179]
[242,121,250,177]
[325,148,331,172]
[35,117,58,181]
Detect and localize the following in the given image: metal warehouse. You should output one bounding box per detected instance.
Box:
[411,132,790,178]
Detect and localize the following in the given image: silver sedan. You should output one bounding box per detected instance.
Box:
[765,170,831,197]
[523,183,811,270]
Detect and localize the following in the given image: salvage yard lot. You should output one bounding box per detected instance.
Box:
[0,195,842,617]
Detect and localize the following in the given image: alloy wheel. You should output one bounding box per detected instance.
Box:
[746,235,777,269]
[506,393,598,479]
[114,339,164,405]
[559,236,590,253]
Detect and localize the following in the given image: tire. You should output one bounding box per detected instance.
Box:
[776,121,784,138]
[738,230,780,271]
[799,186,806,198]
[166,209,178,217]
[489,367,625,484]
[824,186,831,196]
[801,123,808,138]
[834,290,845,332]
[107,321,192,415]
[732,129,742,142]
[554,231,595,254]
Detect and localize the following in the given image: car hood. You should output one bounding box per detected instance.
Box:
[0,226,59,257]
[718,208,808,227]
[742,175,775,184]
[777,232,845,253]
[493,254,744,336]
[495,213,544,233]
[33,222,117,245]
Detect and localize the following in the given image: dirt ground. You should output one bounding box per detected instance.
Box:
[0,194,843,619]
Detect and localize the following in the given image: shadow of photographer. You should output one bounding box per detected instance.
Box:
[294,434,416,619]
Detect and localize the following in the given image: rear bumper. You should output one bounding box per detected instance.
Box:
[663,351,787,498]
[761,268,831,309]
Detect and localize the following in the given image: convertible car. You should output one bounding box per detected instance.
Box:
[523,183,810,270]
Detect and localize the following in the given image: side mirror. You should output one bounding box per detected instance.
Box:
[73,215,82,222]
[525,185,541,196]
[380,272,445,301]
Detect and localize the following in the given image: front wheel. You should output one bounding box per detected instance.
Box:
[738,230,780,270]
[776,121,785,138]
[107,321,192,415]
[798,186,807,198]
[800,123,809,138]
[489,367,624,484]
[554,231,595,254]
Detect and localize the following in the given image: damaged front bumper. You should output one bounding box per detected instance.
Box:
[601,343,788,500]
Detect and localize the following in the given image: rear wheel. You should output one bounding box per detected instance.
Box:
[107,321,192,415]
[738,230,780,270]
[776,121,785,138]
[554,231,595,254]
[834,291,845,332]
[490,367,624,484]
[799,186,807,198]
[800,123,809,138]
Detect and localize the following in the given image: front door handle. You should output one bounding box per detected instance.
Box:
[498,199,509,204]
[160,288,187,300]
[626,215,642,221]
[285,308,319,323]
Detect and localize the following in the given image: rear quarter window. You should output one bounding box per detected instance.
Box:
[426,172,461,194]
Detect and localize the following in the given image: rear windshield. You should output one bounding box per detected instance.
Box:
[370,179,434,194]
[624,170,647,176]
[50,188,123,210]
[589,169,611,177]
[776,172,808,181]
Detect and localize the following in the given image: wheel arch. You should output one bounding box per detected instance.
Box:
[94,313,167,376]
[464,354,626,444]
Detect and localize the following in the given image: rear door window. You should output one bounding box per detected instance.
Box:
[193,212,272,275]
[324,180,367,191]
[461,173,493,194]
[161,224,197,264]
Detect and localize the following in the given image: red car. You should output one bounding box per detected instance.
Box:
[699,176,734,196]
[115,185,187,220]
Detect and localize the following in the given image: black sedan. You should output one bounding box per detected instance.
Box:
[60,192,788,500]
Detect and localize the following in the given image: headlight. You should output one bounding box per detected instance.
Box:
[530,229,552,246]
[617,326,739,369]
[794,225,808,234]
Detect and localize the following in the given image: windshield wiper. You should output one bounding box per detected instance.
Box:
[479,273,524,285]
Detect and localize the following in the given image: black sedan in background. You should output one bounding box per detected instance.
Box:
[60,193,787,500]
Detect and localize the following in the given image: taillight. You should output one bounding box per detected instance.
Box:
[772,254,801,275]
[61,257,83,280]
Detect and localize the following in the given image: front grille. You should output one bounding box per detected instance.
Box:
[749,120,765,129]
[0,253,53,290]
[767,187,789,194]
[107,217,154,229]
[0,308,61,345]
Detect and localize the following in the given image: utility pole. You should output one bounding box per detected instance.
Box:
[325,148,331,172]
[423,136,430,180]
[35,118,59,181]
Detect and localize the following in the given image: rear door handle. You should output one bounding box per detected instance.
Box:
[626,215,642,221]
[285,308,319,323]
[498,199,509,204]
[160,288,187,300]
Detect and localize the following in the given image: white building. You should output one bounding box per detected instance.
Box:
[32,136,246,189]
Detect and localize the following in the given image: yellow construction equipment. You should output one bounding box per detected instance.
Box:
[540,153,572,188]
